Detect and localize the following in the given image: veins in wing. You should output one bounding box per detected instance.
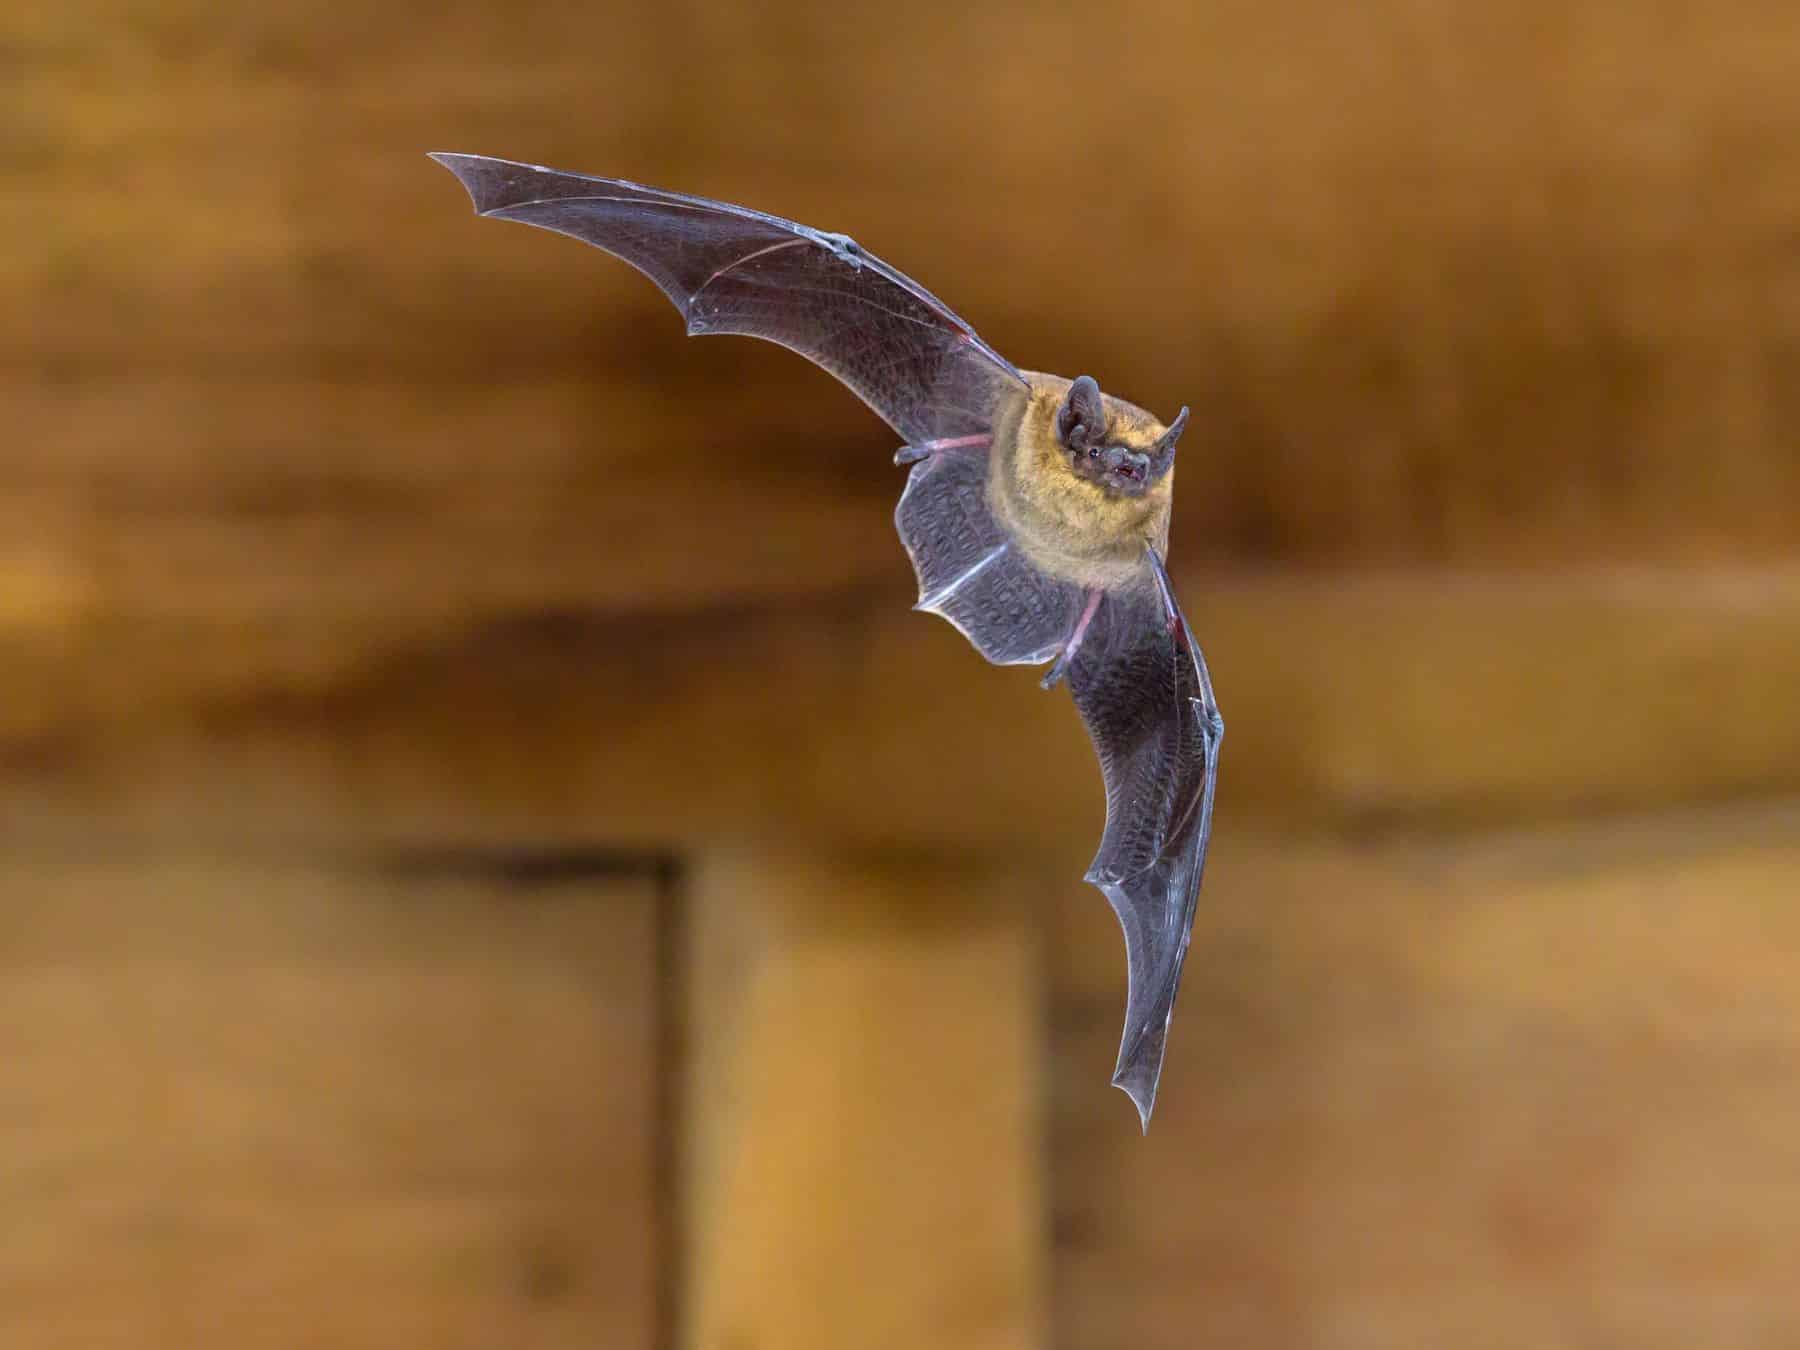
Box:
[432,154,1030,443]
[916,541,1009,613]
[1063,548,1223,1127]
[892,451,1082,667]
[467,162,1017,376]
[492,184,998,349]
[689,237,809,304]
[702,273,966,339]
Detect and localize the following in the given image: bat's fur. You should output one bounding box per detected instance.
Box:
[987,372,1176,591]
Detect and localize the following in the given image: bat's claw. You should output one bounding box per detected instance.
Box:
[895,433,993,468]
[1040,650,1073,691]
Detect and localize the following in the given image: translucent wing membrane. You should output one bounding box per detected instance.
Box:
[430,153,1026,444]
[1067,548,1223,1129]
[894,449,1083,664]
[899,450,1226,1129]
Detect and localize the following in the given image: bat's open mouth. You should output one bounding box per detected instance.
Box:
[1102,446,1154,494]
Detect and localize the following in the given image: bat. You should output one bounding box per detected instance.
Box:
[430,152,1224,1129]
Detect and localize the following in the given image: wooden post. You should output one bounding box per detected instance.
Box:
[680,849,1045,1350]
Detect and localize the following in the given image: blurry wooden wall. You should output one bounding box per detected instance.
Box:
[0,850,665,1350]
[3,0,1799,1347]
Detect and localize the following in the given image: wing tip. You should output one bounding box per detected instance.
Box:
[1111,982,1175,1135]
[427,152,569,216]
[427,151,490,210]
[1111,1069,1157,1134]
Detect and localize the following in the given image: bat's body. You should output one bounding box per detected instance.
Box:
[991,373,1175,590]
[431,153,1222,1128]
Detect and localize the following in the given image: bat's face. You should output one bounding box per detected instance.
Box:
[1054,375,1188,500]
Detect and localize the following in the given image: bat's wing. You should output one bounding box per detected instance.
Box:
[893,448,1088,665]
[888,478,1223,1123]
[429,153,1027,444]
[1067,546,1224,1129]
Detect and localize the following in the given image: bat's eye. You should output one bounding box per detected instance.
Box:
[1087,447,1100,459]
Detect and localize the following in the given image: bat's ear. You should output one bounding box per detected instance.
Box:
[1056,375,1107,454]
[1147,405,1190,476]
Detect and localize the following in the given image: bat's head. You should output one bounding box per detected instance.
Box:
[1054,375,1189,499]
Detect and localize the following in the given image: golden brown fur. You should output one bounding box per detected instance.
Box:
[986,371,1176,590]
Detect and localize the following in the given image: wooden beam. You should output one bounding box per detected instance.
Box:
[680,850,1044,1350]
[6,572,1798,852]
[0,849,663,1349]
[8,1,1800,575]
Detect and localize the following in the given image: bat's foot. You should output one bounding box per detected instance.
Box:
[1201,702,1225,742]
[894,433,992,467]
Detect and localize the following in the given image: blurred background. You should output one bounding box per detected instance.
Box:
[4,1,1799,1347]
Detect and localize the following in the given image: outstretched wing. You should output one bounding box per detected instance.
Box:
[429,153,1027,444]
[1066,546,1224,1129]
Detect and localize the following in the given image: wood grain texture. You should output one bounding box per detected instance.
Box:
[6,5,1800,1341]
[0,851,661,1350]
[682,850,1045,1350]
[5,571,1797,852]
[5,0,1798,844]
[1051,800,1800,1349]
[3,0,1798,613]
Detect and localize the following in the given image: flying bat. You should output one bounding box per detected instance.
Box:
[430,152,1223,1129]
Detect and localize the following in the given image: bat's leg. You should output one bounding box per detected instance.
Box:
[894,433,991,466]
[1040,588,1105,691]
[1144,544,1224,728]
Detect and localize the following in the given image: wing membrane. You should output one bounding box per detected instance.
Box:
[430,153,1025,444]
[894,449,1083,664]
[1067,547,1223,1128]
